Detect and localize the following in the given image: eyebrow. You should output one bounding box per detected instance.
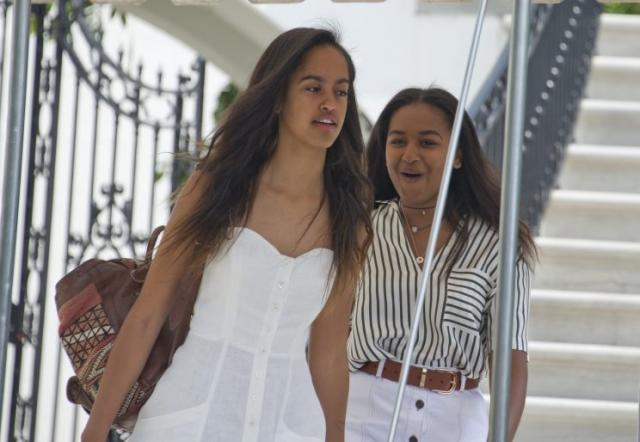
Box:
[299,75,350,85]
[388,129,443,139]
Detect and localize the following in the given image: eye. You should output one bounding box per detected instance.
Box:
[336,89,348,97]
[388,138,405,146]
[420,139,437,147]
[305,85,321,93]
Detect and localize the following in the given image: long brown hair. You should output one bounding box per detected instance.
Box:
[169,28,373,292]
[367,87,536,265]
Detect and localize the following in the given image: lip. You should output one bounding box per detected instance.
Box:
[312,119,338,131]
[399,170,423,178]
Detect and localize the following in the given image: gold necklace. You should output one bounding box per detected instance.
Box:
[399,201,434,233]
[401,203,436,216]
[398,203,429,265]
[408,222,432,234]
[398,201,433,233]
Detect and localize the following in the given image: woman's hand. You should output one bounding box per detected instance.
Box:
[488,349,529,442]
[308,279,356,442]
[81,171,207,441]
[507,350,528,441]
[80,423,108,442]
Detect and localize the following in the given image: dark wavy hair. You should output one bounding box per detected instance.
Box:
[367,87,536,264]
[169,27,373,292]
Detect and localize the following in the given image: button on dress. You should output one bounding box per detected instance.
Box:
[130,228,334,442]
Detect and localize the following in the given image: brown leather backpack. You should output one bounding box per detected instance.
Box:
[55,226,202,431]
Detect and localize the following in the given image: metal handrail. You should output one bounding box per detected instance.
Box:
[387,0,490,439]
[0,0,30,429]
[470,0,602,231]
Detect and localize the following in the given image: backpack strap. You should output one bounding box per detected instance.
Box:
[144,226,166,264]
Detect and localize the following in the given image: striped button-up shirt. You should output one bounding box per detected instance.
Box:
[348,200,531,379]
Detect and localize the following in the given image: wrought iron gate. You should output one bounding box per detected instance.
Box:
[1,1,205,440]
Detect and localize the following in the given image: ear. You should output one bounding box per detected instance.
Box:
[274,97,283,115]
[453,151,463,169]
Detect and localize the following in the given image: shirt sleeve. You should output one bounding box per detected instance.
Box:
[486,257,531,354]
[512,257,531,351]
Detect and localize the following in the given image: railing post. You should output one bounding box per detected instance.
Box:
[488,0,531,441]
[194,57,206,143]
[0,0,32,428]
[385,0,489,439]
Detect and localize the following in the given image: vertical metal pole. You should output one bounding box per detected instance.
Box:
[194,57,206,143]
[171,76,186,193]
[0,0,31,427]
[386,0,488,439]
[488,1,530,441]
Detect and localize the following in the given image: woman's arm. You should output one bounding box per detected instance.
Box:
[487,257,530,441]
[81,172,206,442]
[307,280,355,442]
[507,350,528,441]
[488,349,528,442]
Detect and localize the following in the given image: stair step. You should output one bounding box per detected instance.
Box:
[559,144,640,193]
[534,237,640,294]
[587,56,640,101]
[530,289,640,347]
[527,341,640,402]
[540,190,640,242]
[574,99,640,147]
[516,396,638,442]
[517,15,640,440]
[598,14,640,58]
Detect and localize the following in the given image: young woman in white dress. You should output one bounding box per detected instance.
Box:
[81,28,372,442]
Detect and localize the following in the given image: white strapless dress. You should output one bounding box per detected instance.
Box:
[130,228,334,442]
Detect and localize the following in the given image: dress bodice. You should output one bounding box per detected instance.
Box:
[131,228,334,442]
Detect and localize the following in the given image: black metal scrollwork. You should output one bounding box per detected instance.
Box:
[470,0,602,231]
[3,1,206,440]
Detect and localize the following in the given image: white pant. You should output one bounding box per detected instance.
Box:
[346,371,488,442]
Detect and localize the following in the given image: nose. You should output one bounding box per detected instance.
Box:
[401,142,419,163]
[320,103,333,112]
[320,93,337,112]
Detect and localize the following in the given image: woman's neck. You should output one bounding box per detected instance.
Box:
[260,141,326,199]
[398,199,436,227]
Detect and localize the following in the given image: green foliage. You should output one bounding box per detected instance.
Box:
[30,2,127,36]
[162,82,240,189]
[30,4,52,34]
[110,8,127,26]
[214,83,240,124]
[161,82,240,189]
[603,3,640,14]
[154,169,164,183]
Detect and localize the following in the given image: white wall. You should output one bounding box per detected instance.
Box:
[252,0,509,119]
[114,0,510,121]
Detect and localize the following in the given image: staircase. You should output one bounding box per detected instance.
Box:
[517,13,640,442]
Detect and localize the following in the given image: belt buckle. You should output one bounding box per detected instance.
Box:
[419,368,428,388]
[434,373,457,395]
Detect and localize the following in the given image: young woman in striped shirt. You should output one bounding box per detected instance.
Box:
[346,88,536,442]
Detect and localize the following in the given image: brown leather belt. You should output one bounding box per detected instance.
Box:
[360,360,479,394]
